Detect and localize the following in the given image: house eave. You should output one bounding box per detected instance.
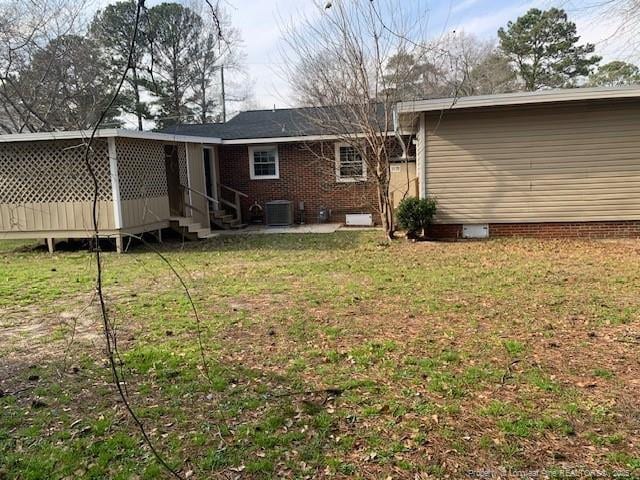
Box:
[0,129,223,145]
[220,131,396,145]
[396,86,640,114]
[0,129,399,145]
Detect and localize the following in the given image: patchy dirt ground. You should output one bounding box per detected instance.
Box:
[1,234,639,479]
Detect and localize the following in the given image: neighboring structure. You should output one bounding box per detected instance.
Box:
[396,86,640,238]
[1,86,640,250]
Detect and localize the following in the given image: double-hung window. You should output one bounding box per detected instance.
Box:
[249,145,279,180]
[335,143,366,182]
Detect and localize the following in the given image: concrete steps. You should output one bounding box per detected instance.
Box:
[210,209,247,231]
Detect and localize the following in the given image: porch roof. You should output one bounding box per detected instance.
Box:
[0,128,222,145]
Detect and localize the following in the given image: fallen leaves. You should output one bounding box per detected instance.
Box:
[3,235,640,479]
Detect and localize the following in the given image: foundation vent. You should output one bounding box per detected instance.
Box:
[462,224,489,239]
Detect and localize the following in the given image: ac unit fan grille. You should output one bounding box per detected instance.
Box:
[265,200,294,226]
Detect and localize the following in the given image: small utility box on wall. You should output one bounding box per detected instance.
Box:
[345,213,374,227]
[462,224,489,239]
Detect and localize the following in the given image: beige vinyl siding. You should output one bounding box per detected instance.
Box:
[425,100,640,223]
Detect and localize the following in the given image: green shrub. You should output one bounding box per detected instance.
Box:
[395,197,437,237]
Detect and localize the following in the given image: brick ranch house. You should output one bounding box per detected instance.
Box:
[166,105,413,227]
[0,85,639,251]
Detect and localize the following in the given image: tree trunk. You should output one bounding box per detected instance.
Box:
[173,60,180,123]
[132,68,143,131]
[200,74,207,123]
[174,84,180,124]
[220,65,226,123]
[376,179,395,241]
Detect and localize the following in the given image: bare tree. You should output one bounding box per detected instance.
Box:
[437,32,519,96]
[379,33,518,102]
[596,1,640,39]
[465,50,520,94]
[281,0,431,240]
[584,0,640,55]
[0,0,89,133]
[382,50,446,100]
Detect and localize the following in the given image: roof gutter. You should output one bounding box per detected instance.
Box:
[220,131,396,144]
[0,128,223,144]
[396,86,640,114]
[0,129,399,145]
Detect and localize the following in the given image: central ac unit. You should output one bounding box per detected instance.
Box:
[265,200,294,226]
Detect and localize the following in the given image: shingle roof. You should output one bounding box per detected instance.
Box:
[159,104,388,140]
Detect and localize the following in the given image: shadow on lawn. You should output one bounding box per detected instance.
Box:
[121,229,370,254]
[0,230,371,256]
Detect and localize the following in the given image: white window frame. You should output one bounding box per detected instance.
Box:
[249,145,279,180]
[335,142,366,183]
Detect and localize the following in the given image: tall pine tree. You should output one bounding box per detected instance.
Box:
[90,0,150,130]
[498,8,601,90]
[147,3,202,129]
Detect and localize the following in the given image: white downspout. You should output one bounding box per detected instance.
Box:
[417,113,427,199]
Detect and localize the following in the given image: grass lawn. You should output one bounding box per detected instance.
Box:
[1,233,639,479]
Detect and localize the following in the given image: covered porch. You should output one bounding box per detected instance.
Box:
[0,129,249,252]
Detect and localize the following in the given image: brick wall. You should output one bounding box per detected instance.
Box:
[218,142,379,224]
[428,221,640,240]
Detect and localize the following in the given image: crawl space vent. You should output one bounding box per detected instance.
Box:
[462,224,489,239]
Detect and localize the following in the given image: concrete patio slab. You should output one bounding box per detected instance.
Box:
[204,223,343,236]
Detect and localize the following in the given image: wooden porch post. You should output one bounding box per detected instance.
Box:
[108,137,124,255]
[108,138,123,229]
[46,237,55,254]
[115,235,124,254]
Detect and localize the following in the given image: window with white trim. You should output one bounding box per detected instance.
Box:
[249,145,279,180]
[335,143,366,182]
